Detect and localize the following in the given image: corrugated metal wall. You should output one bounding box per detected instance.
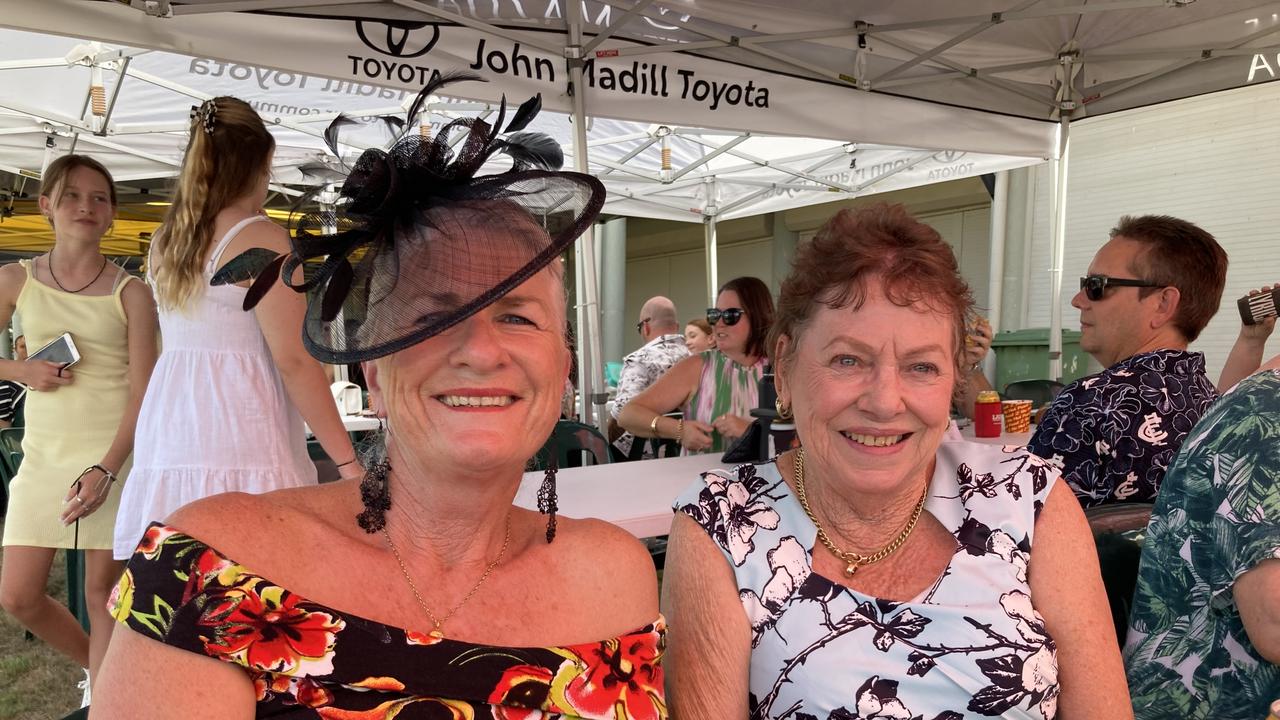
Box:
[1026,81,1280,380]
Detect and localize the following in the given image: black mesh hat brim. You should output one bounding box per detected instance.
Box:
[299,170,603,364]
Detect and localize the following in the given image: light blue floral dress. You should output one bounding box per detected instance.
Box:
[674,442,1063,720]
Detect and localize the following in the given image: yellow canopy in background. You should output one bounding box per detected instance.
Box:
[0,214,154,257]
[0,201,300,259]
[0,199,161,257]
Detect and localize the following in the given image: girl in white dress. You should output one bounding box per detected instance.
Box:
[114,97,361,561]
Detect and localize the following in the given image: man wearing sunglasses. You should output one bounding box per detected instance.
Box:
[608,296,690,459]
[1026,214,1228,509]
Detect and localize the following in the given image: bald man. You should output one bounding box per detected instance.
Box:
[610,296,690,458]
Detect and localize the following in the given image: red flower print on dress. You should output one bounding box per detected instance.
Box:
[199,582,344,677]
[405,629,445,646]
[489,664,555,719]
[554,629,666,720]
[183,548,242,605]
[252,672,335,708]
[135,524,181,559]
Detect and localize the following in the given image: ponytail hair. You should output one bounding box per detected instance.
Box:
[151,96,274,310]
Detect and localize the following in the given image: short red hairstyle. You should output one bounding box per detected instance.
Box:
[769,203,975,378]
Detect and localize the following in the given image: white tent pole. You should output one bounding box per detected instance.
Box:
[986,169,1009,382]
[704,178,719,305]
[1020,166,1037,328]
[704,217,719,305]
[1047,44,1080,382]
[95,56,132,136]
[669,134,751,182]
[566,0,607,431]
[1048,115,1071,381]
[581,0,656,55]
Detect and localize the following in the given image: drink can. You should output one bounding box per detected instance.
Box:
[974,390,1002,438]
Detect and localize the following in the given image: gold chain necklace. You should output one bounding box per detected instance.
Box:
[381,514,511,639]
[793,447,928,577]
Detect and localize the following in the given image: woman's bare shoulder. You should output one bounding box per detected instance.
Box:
[163,481,361,563]
[0,261,27,304]
[212,214,290,266]
[538,514,660,627]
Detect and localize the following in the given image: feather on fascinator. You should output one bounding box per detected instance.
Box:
[212,72,604,363]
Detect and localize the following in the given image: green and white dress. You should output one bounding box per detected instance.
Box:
[683,351,765,454]
[1124,367,1280,720]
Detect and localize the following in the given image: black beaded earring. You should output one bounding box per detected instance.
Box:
[536,453,558,543]
[356,459,392,533]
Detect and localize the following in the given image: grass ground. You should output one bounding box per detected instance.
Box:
[0,521,84,720]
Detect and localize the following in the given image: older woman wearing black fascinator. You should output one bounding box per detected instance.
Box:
[92,74,666,719]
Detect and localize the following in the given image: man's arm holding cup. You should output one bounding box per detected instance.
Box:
[1219,285,1277,393]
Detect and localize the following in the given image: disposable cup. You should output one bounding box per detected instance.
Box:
[1002,400,1033,433]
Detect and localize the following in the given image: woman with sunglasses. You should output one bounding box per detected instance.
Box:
[619,276,773,454]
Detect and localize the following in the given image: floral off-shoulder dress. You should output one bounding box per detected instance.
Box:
[110,523,667,719]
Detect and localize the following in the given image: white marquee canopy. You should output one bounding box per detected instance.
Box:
[4,0,1277,417]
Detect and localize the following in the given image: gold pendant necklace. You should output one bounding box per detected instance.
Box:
[793,447,928,577]
[382,513,511,639]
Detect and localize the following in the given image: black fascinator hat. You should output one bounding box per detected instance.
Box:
[213,72,604,363]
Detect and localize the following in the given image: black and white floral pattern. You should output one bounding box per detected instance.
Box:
[674,443,1062,720]
[1025,349,1217,508]
[609,334,689,456]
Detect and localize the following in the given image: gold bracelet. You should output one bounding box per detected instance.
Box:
[676,419,684,446]
[650,415,662,438]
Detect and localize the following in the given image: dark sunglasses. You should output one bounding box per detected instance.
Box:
[1079,274,1162,302]
[635,317,651,334]
[706,307,745,326]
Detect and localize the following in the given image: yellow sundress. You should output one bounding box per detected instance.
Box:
[1,259,135,549]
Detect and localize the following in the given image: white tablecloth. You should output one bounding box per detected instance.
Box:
[512,426,1039,539]
[515,453,724,539]
[958,422,1034,447]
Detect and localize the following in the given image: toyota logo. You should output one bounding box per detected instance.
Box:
[931,150,965,163]
[356,20,441,58]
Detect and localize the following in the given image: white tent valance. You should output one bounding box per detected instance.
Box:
[9,0,1273,412]
[0,27,1042,223]
[0,0,1057,157]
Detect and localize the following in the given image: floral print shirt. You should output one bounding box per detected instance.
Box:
[1124,368,1280,720]
[674,443,1062,720]
[110,523,667,719]
[1026,349,1218,508]
[610,333,689,457]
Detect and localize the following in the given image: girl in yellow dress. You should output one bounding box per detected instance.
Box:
[0,155,158,695]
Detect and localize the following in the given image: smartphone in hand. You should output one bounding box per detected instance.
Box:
[27,332,81,368]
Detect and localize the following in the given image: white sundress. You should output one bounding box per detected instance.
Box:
[674,441,1064,720]
[113,216,316,560]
